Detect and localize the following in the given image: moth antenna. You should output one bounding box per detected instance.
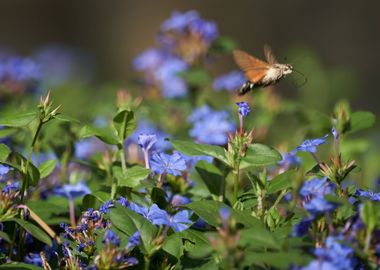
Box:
[292,69,308,87]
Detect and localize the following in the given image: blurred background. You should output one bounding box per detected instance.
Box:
[1,0,380,112]
[0,1,379,185]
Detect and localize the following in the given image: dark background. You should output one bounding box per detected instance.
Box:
[1,0,379,114]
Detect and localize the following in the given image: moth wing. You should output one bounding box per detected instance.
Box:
[264,44,278,64]
[245,69,267,84]
[233,49,269,72]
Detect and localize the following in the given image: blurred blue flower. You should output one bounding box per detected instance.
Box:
[213,70,245,92]
[138,134,157,152]
[127,231,140,249]
[160,10,199,32]
[300,178,336,215]
[0,164,11,176]
[2,182,19,193]
[189,106,235,145]
[1,56,41,81]
[236,102,251,117]
[355,189,380,202]
[219,207,231,223]
[99,200,114,214]
[32,45,94,86]
[127,120,171,151]
[292,217,314,237]
[188,18,219,42]
[292,134,328,154]
[156,56,188,98]
[300,177,335,198]
[171,194,191,206]
[103,230,120,246]
[54,181,90,200]
[278,153,301,171]
[75,138,106,159]
[132,48,166,72]
[150,152,187,176]
[24,253,42,266]
[314,236,358,269]
[179,152,213,169]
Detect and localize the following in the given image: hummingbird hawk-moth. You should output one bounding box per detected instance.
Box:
[233,45,293,95]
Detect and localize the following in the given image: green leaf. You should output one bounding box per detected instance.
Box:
[267,170,295,194]
[0,111,37,127]
[179,68,211,85]
[0,128,16,139]
[38,159,57,178]
[109,205,157,255]
[195,160,223,196]
[242,251,311,269]
[171,139,228,165]
[186,200,262,228]
[163,233,183,259]
[240,143,282,169]
[360,200,380,231]
[0,231,11,243]
[113,110,136,141]
[240,227,279,250]
[0,263,43,270]
[0,144,11,162]
[116,165,151,188]
[11,152,40,186]
[54,113,80,123]
[10,218,52,246]
[348,111,376,133]
[79,125,120,145]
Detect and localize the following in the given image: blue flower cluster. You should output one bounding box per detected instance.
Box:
[300,177,336,215]
[188,105,235,145]
[133,10,219,98]
[213,70,246,92]
[302,236,360,270]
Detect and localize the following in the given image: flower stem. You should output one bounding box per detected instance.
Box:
[232,168,240,207]
[69,199,76,227]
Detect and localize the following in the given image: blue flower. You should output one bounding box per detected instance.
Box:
[160,10,199,32]
[54,181,90,200]
[313,236,358,270]
[132,48,166,72]
[150,152,187,176]
[126,120,171,151]
[188,105,235,145]
[142,204,192,232]
[75,138,106,159]
[300,177,335,198]
[278,152,301,170]
[99,200,114,214]
[0,164,12,176]
[355,189,380,202]
[219,207,231,223]
[2,182,19,193]
[156,56,188,98]
[292,134,328,154]
[188,18,219,43]
[137,134,157,152]
[300,178,336,215]
[127,231,140,249]
[147,204,170,226]
[213,71,245,92]
[24,253,42,266]
[103,230,120,246]
[129,202,149,217]
[169,210,192,232]
[292,217,314,237]
[171,194,191,206]
[236,102,251,117]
